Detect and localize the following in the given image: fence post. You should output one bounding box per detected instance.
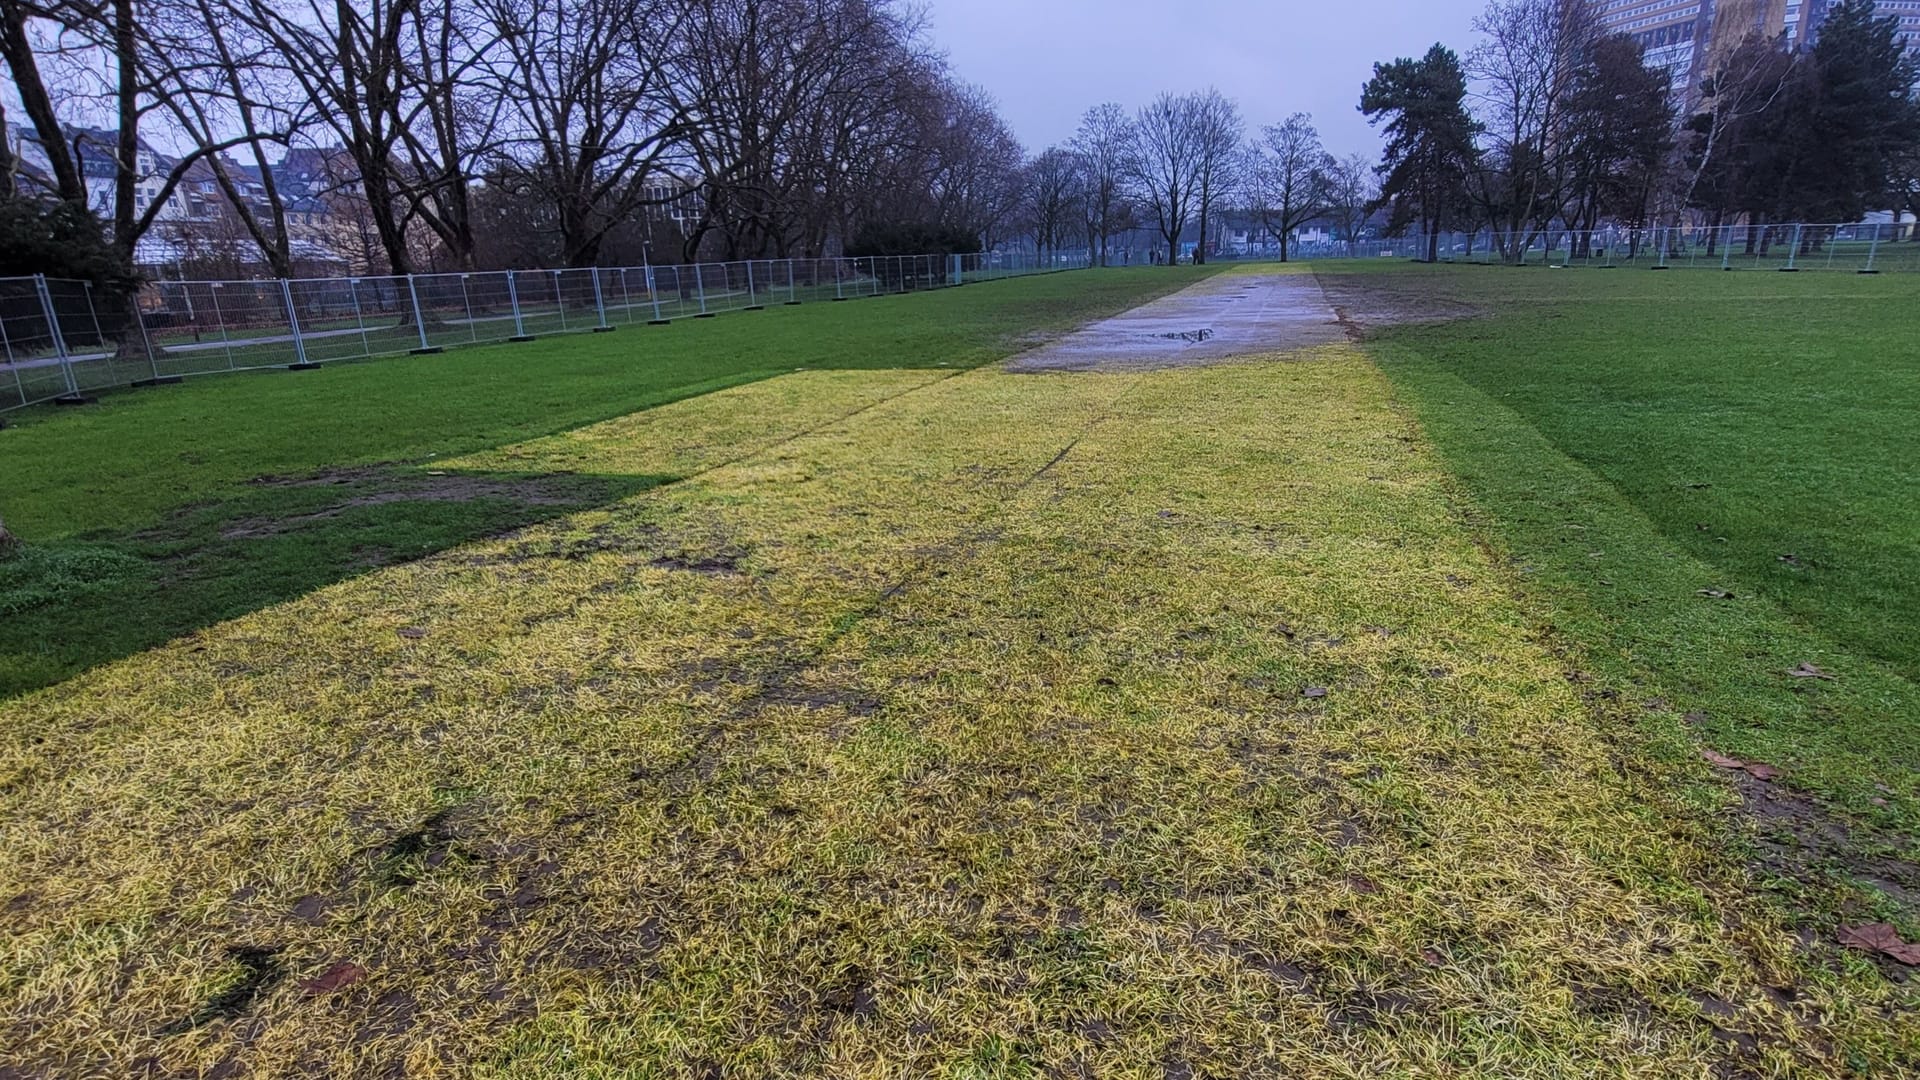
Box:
[1782,224,1803,271]
[281,278,317,369]
[647,266,667,324]
[786,259,799,305]
[206,282,236,370]
[835,260,846,301]
[80,281,131,387]
[459,274,479,342]
[507,270,532,340]
[552,270,569,330]
[591,269,614,331]
[1,293,28,406]
[1861,224,1882,274]
[695,264,711,316]
[128,288,166,383]
[1721,226,1734,271]
[405,274,440,353]
[34,274,85,400]
[348,278,371,356]
[80,281,106,356]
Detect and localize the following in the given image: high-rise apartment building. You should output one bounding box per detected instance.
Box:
[1594,0,1920,100]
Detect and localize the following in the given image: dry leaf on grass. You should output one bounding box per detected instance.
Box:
[1701,749,1783,781]
[1836,924,1920,965]
[300,961,367,995]
[1788,662,1835,680]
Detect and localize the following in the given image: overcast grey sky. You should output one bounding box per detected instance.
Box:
[920,0,1483,159]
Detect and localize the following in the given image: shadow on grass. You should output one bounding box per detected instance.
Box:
[0,464,669,699]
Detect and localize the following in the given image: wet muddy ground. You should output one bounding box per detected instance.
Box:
[1006,270,1479,373]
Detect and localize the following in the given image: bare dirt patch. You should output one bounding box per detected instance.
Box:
[219,472,589,539]
[1312,271,1486,337]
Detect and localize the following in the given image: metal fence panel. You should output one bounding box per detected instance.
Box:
[0,248,1076,411]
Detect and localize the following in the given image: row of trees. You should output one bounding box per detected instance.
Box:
[6,0,1912,282]
[1688,1,1920,232]
[1014,94,1378,267]
[0,0,1027,275]
[1359,0,1920,262]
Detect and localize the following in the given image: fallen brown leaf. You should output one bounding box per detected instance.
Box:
[1702,749,1745,770]
[1701,748,1782,781]
[1788,662,1835,680]
[1836,924,1920,965]
[301,961,367,994]
[397,627,428,640]
[1697,588,1736,600]
[1302,687,1328,699]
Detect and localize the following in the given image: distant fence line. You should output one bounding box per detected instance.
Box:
[1273,221,1920,272]
[0,250,1092,413]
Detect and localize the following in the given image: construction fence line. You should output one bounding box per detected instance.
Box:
[0,250,1092,413]
[1269,221,1920,272]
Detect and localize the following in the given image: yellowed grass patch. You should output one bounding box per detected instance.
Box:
[2,346,1912,1077]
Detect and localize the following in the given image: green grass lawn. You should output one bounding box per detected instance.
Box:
[6,342,1914,1077]
[1348,262,1919,852]
[0,268,1215,698]
[2,260,1917,1076]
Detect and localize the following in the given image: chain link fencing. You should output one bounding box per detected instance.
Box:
[1,250,1091,412]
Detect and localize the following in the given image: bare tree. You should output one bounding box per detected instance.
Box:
[2,0,1037,280]
[923,83,1025,248]
[2,0,264,263]
[1071,102,1130,266]
[141,0,309,276]
[1022,145,1081,260]
[234,0,496,273]
[1,0,83,199]
[1190,88,1241,265]
[1245,112,1328,262]
[1682,35,1800,215]
[1465,0,1600,259]
[1322,152,1376,255]
[479,0,693,266]
[1130,91,1202,265]
[673,0,935,259]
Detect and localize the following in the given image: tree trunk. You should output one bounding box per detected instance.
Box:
[111,0,139,262]
[1,0,83,200]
